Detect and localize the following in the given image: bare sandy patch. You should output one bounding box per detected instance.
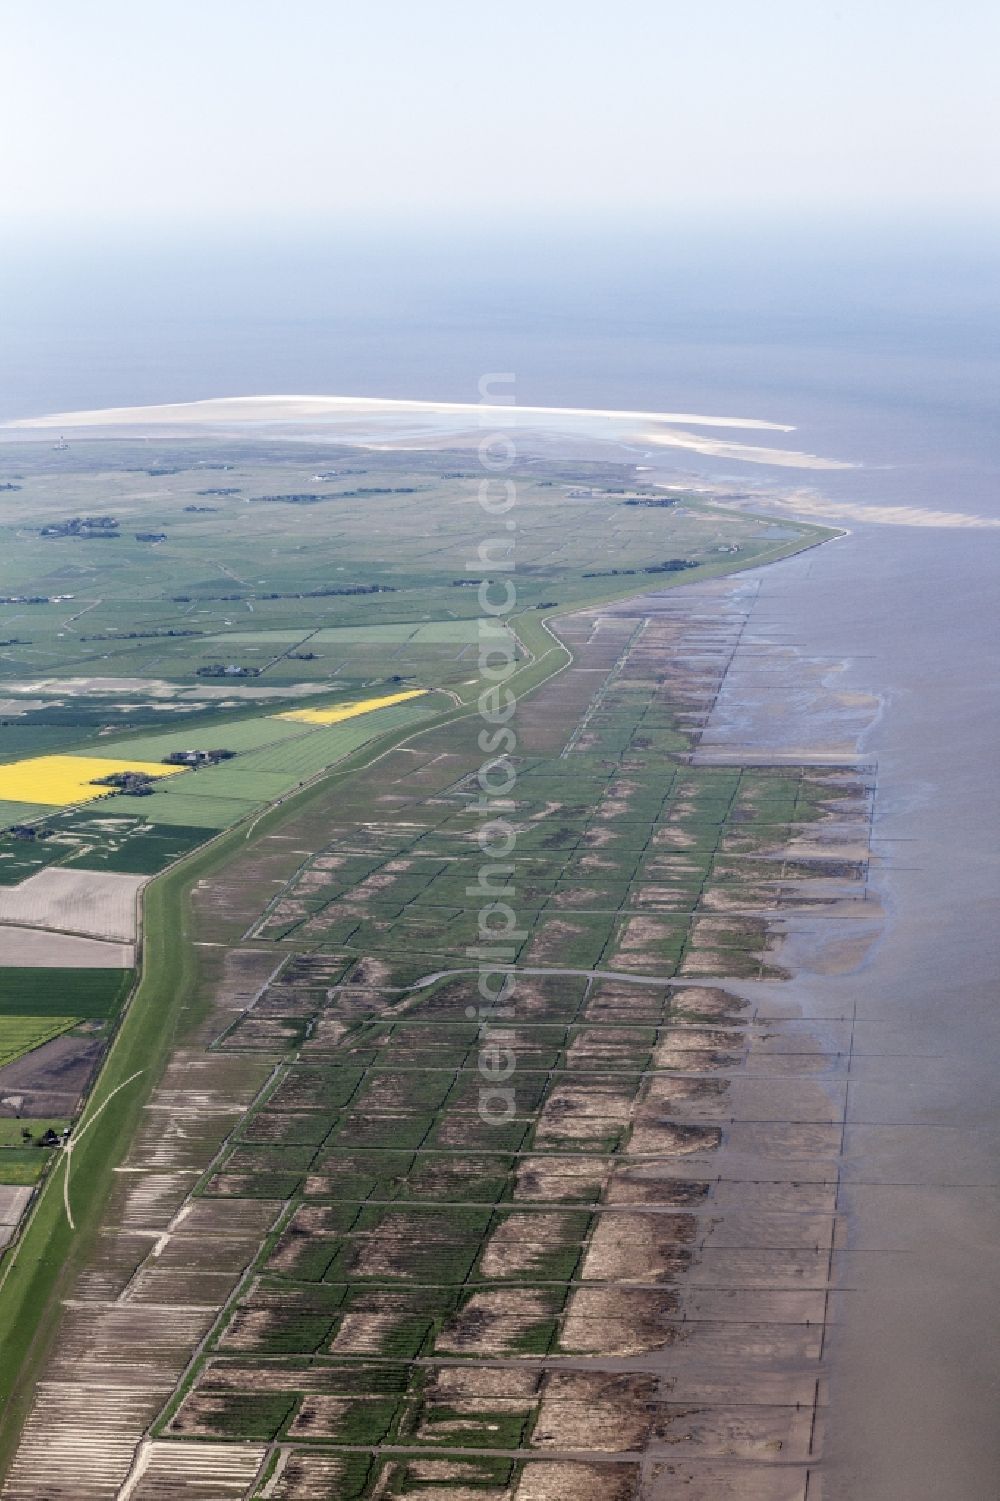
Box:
[4,392,794,432]
[561,1286,679,1356]
[581,1210,695,1281]
[627,1119,722,1156]
[669,985,749,1021]
[3,394,858,471]
[532,1371,658,1451]
[429,1367,541,1402]
[515,1461,639,1501]
[515,1156,610,1203]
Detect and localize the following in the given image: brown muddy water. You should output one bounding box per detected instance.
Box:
[689,514,1000,1500]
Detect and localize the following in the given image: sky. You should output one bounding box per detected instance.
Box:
[2,0,998,236]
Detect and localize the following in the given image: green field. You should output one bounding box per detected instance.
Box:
[228,701,433,776]
[0,812,210,881]
[85,714,305,760]
[0,728,97,766]
[0,699,436,838]
[0,969,131,1019]
[0,1121,68,1148]
[0,1151,50,1187]
[0,1122,70,1187]
[102,790,258,828]
[212,620,486,645]
[0,439,825,703]
[0,1017,78,1068]
[0,802,49,829]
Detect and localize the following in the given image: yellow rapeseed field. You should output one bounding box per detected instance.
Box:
[0,755,185,808]
[275,688,428,726]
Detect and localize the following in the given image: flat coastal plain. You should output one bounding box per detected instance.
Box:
[0,432,865,1499]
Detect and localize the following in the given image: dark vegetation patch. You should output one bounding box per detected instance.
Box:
[0,969,131,1020]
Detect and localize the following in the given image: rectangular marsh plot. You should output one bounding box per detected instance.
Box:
[197,947,286,1020]
[129,1108,251,1173]
[0,1381,169,1501]
[175,1196,286,1235]
[514,1156,612,1204]
[268,1451,376,1498]
[514,1463,641,1501]
[168,1388,299,1442]
[329,1288,455,1360]
[72,1229,166,1302]
[477,1210,590,1281]
[47,1304,216,1377]
[123,1267,246,1306]
[241,1109,339,1146]
[152,1230,266,1273]
[300,1150,512,1206]
[125,1440,268,1499]
[113,1170,201,1230]
[435,1288,564,1357]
